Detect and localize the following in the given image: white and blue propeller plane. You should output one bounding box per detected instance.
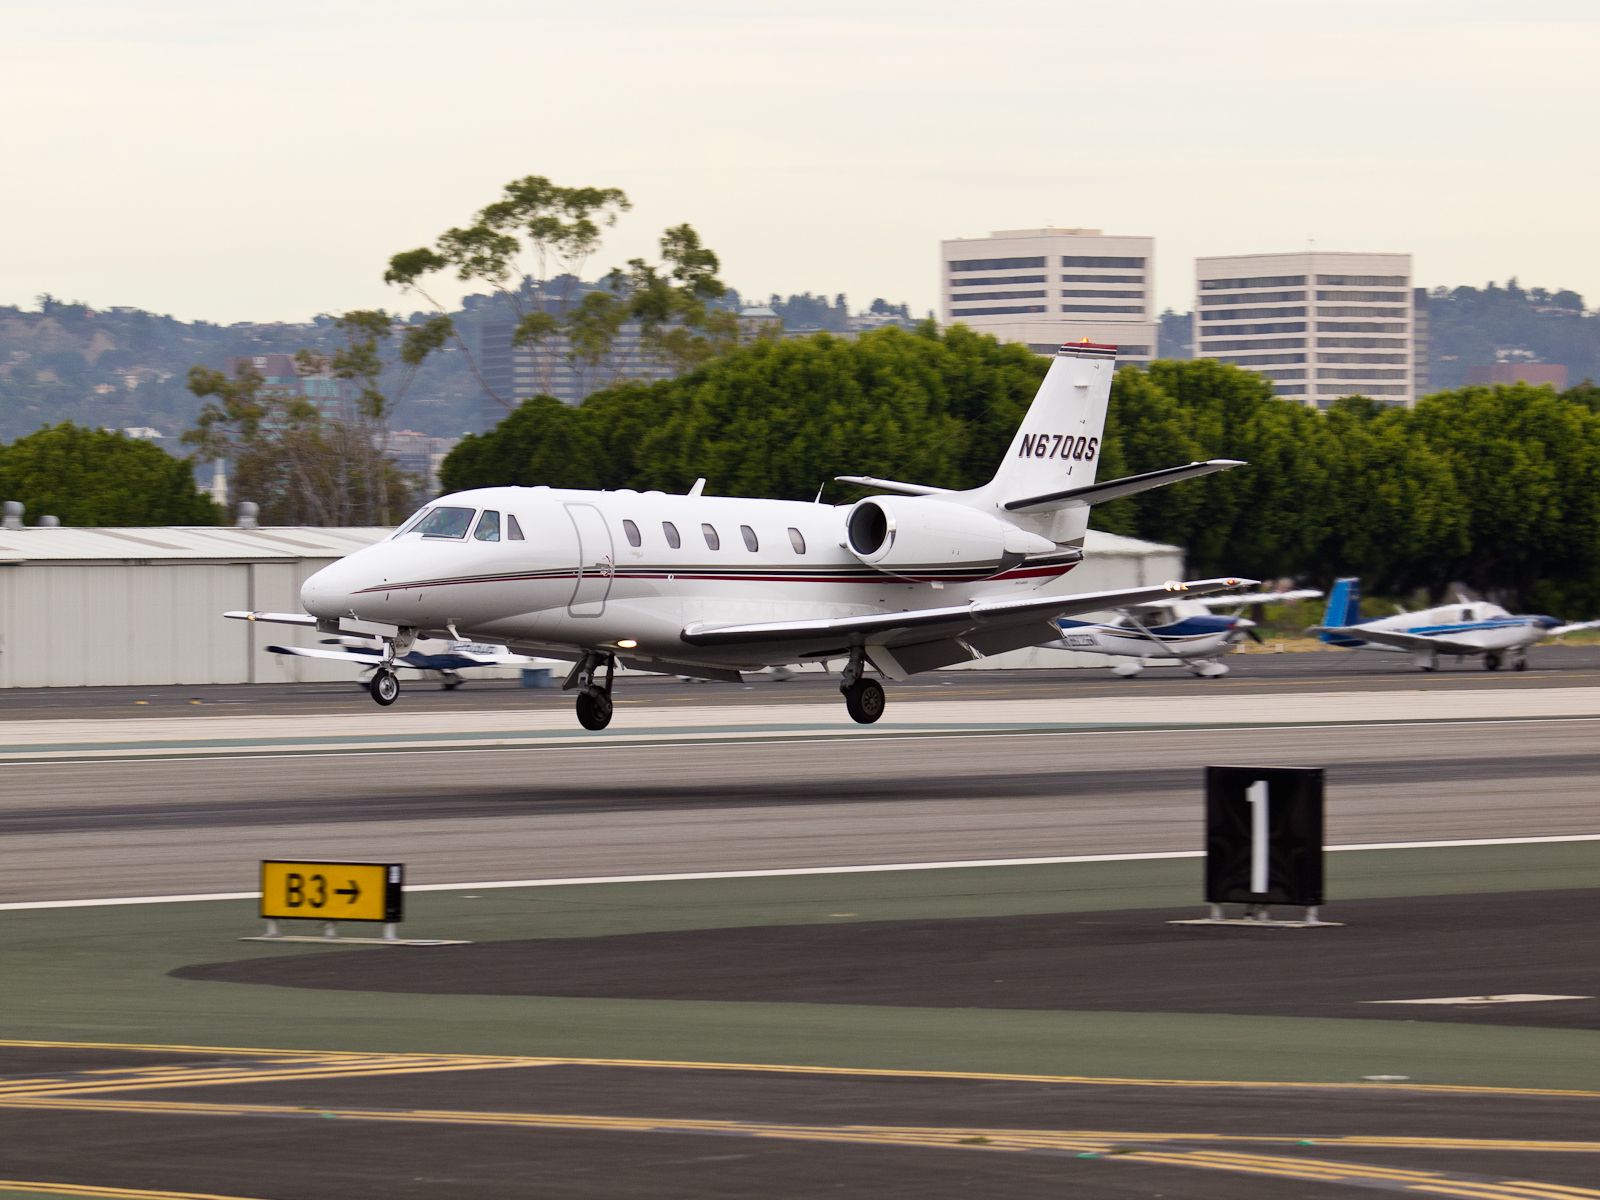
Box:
[1053,588,1322,677]
[1311,577,1600,671]
[228,341,1254,727]
[266,634,544,690]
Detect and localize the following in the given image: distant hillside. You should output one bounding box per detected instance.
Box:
[1425,280,1600,390]
[0,288,920,445]
[3,280,1593,445]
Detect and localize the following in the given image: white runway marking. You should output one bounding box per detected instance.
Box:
[1,834,1595,911]
[1366,994,1594,1006]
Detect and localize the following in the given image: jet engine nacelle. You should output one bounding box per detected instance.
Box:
[844,495,1056,576]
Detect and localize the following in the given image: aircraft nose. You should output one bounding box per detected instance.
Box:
[1234,617,1257,630]
[302,560,359,618]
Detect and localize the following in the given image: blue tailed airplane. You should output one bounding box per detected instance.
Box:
[1311,577,1600,671]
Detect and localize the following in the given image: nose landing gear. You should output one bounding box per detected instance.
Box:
[567,651,617,730]
[366,629,416,706]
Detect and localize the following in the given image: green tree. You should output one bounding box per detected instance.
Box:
[183,317,415,527]
[0,423,219,525]
[383,175,737,408]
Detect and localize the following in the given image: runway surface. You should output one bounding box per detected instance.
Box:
[1,654,1598,901]
[2,658,1598,1198]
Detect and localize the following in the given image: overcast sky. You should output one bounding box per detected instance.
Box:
[4,1,1597,324]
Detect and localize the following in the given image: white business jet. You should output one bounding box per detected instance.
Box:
[1312,577,1600,671]
[1053,588,1322,677]
[228,342,1252,727]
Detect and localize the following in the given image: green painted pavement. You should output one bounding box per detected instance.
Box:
[0,842,1595,1090]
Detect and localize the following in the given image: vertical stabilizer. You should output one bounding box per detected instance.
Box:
[968,342,1116,544]
[1318,577,1365,645]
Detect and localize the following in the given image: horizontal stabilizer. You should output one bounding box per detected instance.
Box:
[834,475,951,496]
[1004,459,1245,513]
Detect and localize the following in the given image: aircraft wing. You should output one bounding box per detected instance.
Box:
[1549,619,1600,636]
[267,644,381,664]
[1311,625,1483,655]
[682,578,1257,673]
[1194,588,1322,607]
[225,610,318,627]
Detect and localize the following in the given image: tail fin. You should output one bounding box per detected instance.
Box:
[968,341,1115,544]
[1317,577,1364,645]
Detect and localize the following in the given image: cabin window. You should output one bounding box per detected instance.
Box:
[414,506,475,539]
[741,525,759,552]
[472,510,501,542]
[662,521,681,549]
[623,519,642,548]
[788,527,806,554]
[702,523,721,550]
[392,506,432,537]
[506,513,525,541]
[1462,607,1472,621]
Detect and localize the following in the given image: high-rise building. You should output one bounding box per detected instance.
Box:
[1192,252,1414,407]
[226,353,355,421]
[940,228,1156,363]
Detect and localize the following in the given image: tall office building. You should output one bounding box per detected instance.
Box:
[940,228,1156,363]
[1193,252,1414,407]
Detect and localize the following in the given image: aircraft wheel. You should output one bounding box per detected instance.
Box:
[441,672,464,691]
[576,689,614,731]
[369,668,400,706]
[1514,657,1529,672]
[1484,652,1502,672]
[843,678,885,725]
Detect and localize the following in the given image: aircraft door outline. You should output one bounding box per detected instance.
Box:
[566,503,615,618]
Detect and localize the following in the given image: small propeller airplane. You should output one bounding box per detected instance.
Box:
[228,341,1254,727]
[266,634,543,690]
[1311,577,1600,671]
[1053,588,1322,677]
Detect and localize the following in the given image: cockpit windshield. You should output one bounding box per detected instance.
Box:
[411,506,477,539]
[392,507,433,538]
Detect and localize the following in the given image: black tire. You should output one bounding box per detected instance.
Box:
[843,678,885,724]
[576,689,614,731]
[1514,657,1529,672]
[1484,652,1502,671]
[441,673,464,690]
[369,668,400,706]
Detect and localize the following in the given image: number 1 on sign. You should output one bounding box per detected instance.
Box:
[1248,781,1269,893]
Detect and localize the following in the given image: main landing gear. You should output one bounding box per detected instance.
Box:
[567,651,616,731]
[839,646,886,725]
[366,629,417,707]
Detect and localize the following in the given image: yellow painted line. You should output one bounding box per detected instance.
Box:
[1162,1150,1443,1180]
[1409,1186,1600,1200]
[0,1059,540,1099]
[4,1040,1596,1101]
[2,1096,1598,1160]
[0,1182,263,1200]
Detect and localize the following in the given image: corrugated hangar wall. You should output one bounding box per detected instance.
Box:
[0,526,1183,688]
[0,527,383,688]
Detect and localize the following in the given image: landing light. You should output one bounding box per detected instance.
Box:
[616,638,638,649]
